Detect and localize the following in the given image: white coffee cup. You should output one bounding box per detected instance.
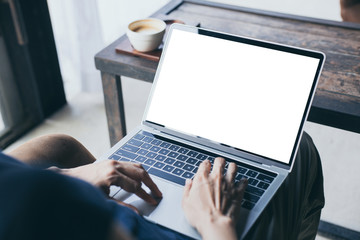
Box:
[126,18,166,52]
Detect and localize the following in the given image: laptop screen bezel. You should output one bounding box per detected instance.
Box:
[143,24,325,172]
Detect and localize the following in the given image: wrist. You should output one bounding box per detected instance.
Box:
[47,166,69,175]
[197,214,237,240]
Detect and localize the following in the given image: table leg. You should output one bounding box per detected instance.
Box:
[101,72,127,146]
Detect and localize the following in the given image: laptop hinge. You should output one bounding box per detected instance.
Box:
[145,120,165,128]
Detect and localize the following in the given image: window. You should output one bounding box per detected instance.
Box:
[0,0,66,149]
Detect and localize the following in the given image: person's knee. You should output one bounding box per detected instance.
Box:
[41,134,82,151]
[39,134,95,167]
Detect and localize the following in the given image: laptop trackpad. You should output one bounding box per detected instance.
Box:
[113,177,201,239]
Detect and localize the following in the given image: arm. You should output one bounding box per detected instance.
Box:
[182,157,248,240]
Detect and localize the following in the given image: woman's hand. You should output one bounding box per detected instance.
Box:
[59,160,162,205]
[182,157,247,240]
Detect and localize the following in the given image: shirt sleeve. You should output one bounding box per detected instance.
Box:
[0,153,114,240]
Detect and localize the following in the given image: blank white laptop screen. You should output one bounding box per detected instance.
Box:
[146,29,320,164]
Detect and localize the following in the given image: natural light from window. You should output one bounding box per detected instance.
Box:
[0,112,4,132]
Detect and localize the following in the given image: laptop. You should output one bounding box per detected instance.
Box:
[100,24,325,239]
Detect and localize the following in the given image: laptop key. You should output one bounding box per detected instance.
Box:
[242,201,255,210]
[172,168,184,176]
[164,158,175,165]
[141,143,152,149]
[183,164,195,172]
[116,149,137,160]
[246,186,265,197]
[163,165,175,172]
[244,192,260,203]
[174,161,185,168]
[133,134,145,140]
[178,148,189,154]
[246,170,258,178]
[150,146,161,152]
[138,149,149,156]
[257,174,274,184]
[187,151,198,157]
[182,171,194,179]
[135,156,147,163]
[148,168,185,186]
[144,159,156,166]
[196,154,207,160]
[236,174,244,181]
[128,139,143,147]
[237,166,247,174]
[154,162,165,169]
[151,139,162,146]
[122,144,139,153]
[177,154,188,161]
[143,137,153,143]
[186,158,197,165]
[109,154,121,160]
[257,181,270,190]
[169,145,180,151]
[168,151,179,158]
[248,178,259,186]
[159,149,170,155]
[155,155,166,161]
[160,142,171,148]
[146,152,157,159]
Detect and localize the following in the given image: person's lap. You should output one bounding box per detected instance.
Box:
[246,132,325,240]
[8,131,324,239]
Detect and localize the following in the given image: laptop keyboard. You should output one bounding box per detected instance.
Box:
[109,131,277,210]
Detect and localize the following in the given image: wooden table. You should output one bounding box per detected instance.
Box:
[95,0,360,146]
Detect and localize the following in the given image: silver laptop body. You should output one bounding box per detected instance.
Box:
[99,24,325,239]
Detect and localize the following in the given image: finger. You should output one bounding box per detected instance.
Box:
[225,162,237,183]
[226,179,248,222]
[220,181,229,212]
[194,159,211,181]
[116,162,162,198]
[135,188,158,205]
[210,157,225,209]
[137,166,163,198]
[210,157,225,177]
[114,200,140,214]
[183,178,193,199]
[112,170,141,193]
[236,178,248,193]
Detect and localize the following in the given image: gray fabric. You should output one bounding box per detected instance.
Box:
[245,132,325,240]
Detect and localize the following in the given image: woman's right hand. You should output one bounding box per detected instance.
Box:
[182,157,248,240]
